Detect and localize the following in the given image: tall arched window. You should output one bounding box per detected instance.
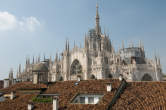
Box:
[141,74,153,81]
[107,74,113,79]
[70,59,82,75]
[90,75,96,79]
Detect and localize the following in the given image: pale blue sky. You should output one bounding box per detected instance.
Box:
[0,0,166,79]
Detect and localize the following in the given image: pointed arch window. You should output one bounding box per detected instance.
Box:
[70,60,82,75]
[141,74,153,81]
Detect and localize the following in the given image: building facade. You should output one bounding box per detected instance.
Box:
[16,5,163,82]
[4,69,16,88]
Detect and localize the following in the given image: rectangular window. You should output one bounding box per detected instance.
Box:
[94,97,99,104]
[80,97,85,104]
[88,97,94,104]
[71,94,103,104]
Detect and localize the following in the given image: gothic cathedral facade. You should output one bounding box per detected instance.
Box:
[16,5,163,82]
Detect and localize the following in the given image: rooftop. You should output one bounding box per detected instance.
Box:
[0,82,47,94]
[0,79,166,110]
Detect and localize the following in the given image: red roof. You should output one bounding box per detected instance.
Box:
[0,79,166,110]
[0,82,47,93]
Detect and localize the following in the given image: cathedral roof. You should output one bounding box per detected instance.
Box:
[0,79,166,110]
[33,63,48,72]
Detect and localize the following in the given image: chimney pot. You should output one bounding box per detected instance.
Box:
[119,75,123,81]
[10,91,15,100]
[53,96,59,110]
[106,83,112,92]
[28,103,34,110]
[77,76,81,82]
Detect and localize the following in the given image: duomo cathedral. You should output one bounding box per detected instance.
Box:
[12,5,163,83]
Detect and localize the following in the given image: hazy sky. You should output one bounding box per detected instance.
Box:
[0,0,166,80]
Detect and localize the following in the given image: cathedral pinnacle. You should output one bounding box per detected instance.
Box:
[96,4,99,19]
[96,3,101,35]
[19,64,21,73]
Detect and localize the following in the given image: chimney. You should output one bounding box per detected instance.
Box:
[28,102,34,110]
[106,83,112,92]
[119,75,123,81]
[53,96,59,110]
[77,76,81,82]
[10,91,15,100]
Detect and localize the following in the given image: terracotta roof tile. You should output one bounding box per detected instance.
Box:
[0,82,47,93]
[0,80,166,110]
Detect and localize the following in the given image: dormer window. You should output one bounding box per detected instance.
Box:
[88,97,94,104]
[71,94,103,104]
[80,97,85,104]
